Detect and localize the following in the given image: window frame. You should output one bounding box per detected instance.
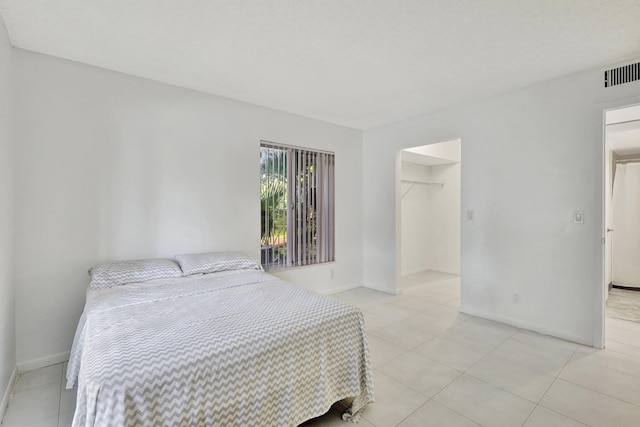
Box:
[260,141,335,271]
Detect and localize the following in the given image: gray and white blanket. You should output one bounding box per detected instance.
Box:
[67,270,373,426]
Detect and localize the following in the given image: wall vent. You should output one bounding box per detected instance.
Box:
[604,62,640,87]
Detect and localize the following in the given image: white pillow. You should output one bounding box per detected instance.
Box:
[175,251,262,276]
[89,258,182,289]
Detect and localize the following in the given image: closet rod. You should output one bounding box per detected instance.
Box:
[401,180,444,199]
[607,118,640,126]
[401,179,444,186]
[614,158,640,163]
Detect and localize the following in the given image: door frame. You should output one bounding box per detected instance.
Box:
[600,100,640,348]
[395,138,462,294]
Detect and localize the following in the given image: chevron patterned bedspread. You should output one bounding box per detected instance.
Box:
[66,269,373,426]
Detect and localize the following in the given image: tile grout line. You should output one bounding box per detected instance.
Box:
[554,344,640,409]
[418,385,482,427]
[395,396,483,427]
[369,307,462,353]
[554,376,640,409]
[400,328,522,427]
[456,343,557,419]
[461,329,572,408]
[605,340,640,352]
[518,404,537,427]
[517,339,574,427]
[534,405,590,427]
[366,295,471,366]
[363,276,467,425]
[428,327,567,427]
[376,354,465,402]
[601,340,640,360]
[374,301,524,402]
[392,397,436,427]
[531,345,589,427]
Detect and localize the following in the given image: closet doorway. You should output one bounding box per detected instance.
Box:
[604,105,640,349]
[398,139,461,295]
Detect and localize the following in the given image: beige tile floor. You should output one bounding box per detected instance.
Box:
[3,271,640,427]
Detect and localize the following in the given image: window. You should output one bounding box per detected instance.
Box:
[260,141,335,270]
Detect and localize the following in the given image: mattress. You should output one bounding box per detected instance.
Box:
[66,269,373,426]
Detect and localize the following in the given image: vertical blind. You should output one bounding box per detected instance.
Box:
[260,142,335,270]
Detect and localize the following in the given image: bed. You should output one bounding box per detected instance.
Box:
[66,253,373,426]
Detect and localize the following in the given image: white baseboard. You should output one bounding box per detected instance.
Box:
[363,282,400,295]
[321,282,363,295]
[459,305,592,347]
[401,267,460,277]
[1,365,17,423]
[428,267,460,276]
[17,351,70,374]
[401,267,429,277]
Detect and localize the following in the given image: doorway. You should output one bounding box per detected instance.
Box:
[397,139,461,294]
[604,104,640,351]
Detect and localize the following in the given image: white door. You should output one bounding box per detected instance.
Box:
[612,162,640,288]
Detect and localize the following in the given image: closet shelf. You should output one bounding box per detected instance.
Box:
[401,179,444,199]
[401,179,444,186]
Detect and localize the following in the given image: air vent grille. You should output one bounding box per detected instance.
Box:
[604,62,640,88]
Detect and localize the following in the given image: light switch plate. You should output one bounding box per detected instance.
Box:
[573,210,584,224]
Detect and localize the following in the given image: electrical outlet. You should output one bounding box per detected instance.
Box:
[512,294,519,303]
[330,270,335,279]
[467,209,474,221]
[573,210,584,224]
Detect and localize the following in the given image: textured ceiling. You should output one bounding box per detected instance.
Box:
[1,1,640,129]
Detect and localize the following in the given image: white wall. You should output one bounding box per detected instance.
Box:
[13,49,363,367]
[400,162,431,275]
[426,163,460,274]
[401,161,460,276]
[364,59,640,347]
[0,14,16,416]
